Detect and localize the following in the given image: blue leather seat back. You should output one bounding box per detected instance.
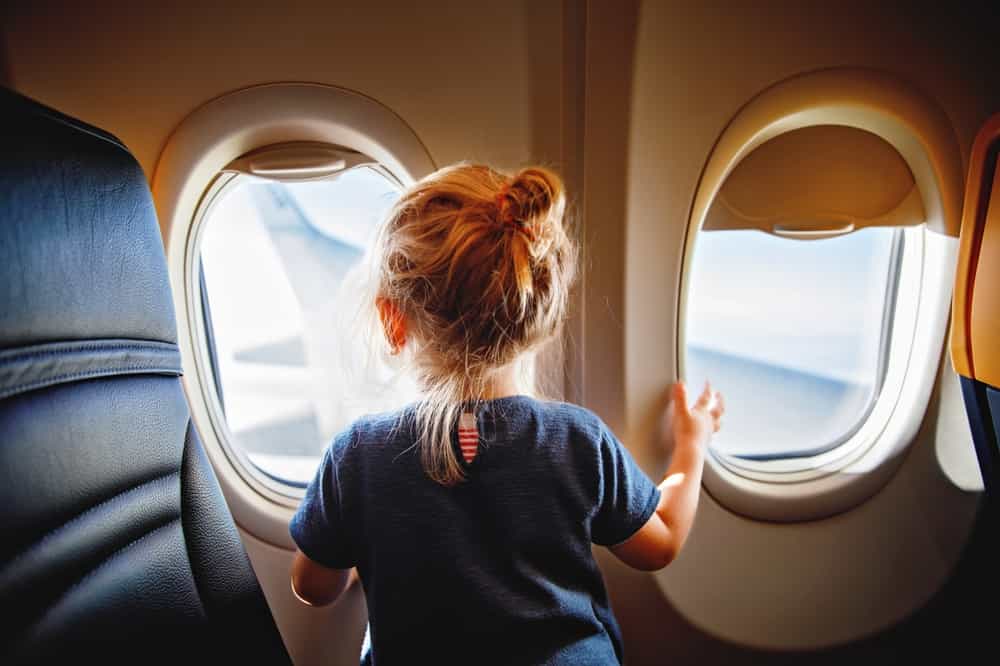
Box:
[960,379,1000,491]
[0,87,290,664]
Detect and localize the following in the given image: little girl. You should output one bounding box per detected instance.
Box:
[289,164,723,665]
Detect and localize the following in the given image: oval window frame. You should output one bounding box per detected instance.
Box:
[678,68,965,521]
[153,83,435,546]
[190,159,406,501]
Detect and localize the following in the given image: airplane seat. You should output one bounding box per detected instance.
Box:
[0,87,291,664]
[952,113,1000,502]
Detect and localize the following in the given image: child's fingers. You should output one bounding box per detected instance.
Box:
[710,392,724,433]
[710,391,725,419]
[693,381,713,410]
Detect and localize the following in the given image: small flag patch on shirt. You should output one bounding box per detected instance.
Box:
[458,412,479,463]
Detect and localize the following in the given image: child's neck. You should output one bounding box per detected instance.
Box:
[474,364,527,400]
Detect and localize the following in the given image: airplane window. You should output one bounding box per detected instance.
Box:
[198,167,419,487]
[685,227,902,461]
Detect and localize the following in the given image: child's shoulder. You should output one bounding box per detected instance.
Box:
[329,407,413,452]
[352,407,411,435]
[527,397,611,442]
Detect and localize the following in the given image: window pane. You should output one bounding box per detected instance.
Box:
[685,227,899,460]
[200,168,418,485]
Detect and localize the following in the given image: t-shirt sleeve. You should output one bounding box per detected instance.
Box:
[590,422,661,547]
[289,429,356,569]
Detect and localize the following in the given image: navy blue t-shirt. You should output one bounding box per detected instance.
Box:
[290,395,660,665]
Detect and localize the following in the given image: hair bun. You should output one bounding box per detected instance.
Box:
[504,168,565,243]
[497,167,568,309]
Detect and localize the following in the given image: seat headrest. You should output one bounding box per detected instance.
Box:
[0,87,177,351]
[951,113,1000,388]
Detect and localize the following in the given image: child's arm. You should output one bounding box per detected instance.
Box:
[610,381,723,571]
[290,550,356,607]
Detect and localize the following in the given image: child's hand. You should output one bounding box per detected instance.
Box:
[663,381,724,452]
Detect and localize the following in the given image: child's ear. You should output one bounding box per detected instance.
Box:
[376,297,408,354]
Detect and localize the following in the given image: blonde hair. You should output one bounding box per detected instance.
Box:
[374,164,577,485]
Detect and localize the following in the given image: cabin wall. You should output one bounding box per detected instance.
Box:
[3,1,998,664]
[2,1,571,180]
[612,1,999,660]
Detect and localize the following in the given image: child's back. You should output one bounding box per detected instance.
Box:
[292,395,658,664]
[289,164,723,665]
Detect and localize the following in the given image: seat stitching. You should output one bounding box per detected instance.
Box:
[0,340,183,400]
[2,471,180,568]
[0,365,183,400]
[63,517,182,595]
[0,340,180,360]
[19,517,182,641]
[177,418,210,615]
